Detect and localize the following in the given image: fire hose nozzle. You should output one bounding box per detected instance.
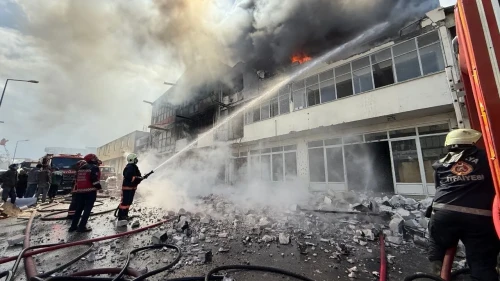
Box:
[144,170,154,179]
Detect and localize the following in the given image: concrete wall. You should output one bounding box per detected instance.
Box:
[243,72,453,142]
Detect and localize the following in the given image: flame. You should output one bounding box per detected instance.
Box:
[291,52,311,64]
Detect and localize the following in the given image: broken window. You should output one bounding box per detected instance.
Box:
[326,146,345,182]
[270,98,279,117]
[353,66,374,94]
[308,147,326,182]
[418,123,449,135]
[284,152,297,180]
[420,134,447,183]
[306,84,320,107]
[393,39,421,82]
[335,63,353,99]
[272,153,284,181]
[418,31,445,75]
[371,49,395,88]
[261,100,270,120]
[391,139,422,183]
[252,105,260,122]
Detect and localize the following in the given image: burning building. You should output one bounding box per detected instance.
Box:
[148,6,463,197]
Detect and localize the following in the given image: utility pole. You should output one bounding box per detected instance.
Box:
[1,79,39,111]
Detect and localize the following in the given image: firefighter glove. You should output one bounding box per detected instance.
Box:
[93,183,102,190]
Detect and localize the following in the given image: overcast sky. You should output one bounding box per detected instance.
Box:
[0,0,453,160]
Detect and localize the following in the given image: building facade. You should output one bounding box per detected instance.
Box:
[96,131,150,173]
[44,147,97,155]
[149,7,464,196]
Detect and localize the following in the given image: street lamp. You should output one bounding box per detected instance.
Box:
[164,81,176,86]
[148,125,169,131]
[1,79,39,110]
[143,100,154,105]
[12,139,29,163]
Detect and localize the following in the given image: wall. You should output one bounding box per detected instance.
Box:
[97,131,138,162]
[243,72,453,142]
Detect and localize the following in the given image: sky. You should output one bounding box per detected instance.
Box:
[0,0,451,160]
[0,0,182,159]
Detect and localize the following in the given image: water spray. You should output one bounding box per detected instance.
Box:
[148,21,390,176]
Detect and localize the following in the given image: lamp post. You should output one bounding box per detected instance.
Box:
[12,139,29,163]
[1,79,39,111]
[164,81,176,86]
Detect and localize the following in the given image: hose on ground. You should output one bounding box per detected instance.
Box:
[40,207,116,221]
[403,268,471,281]
[37,201,104,213]
[203,265,316,281]
[112,244,182,281]
[379,233,386,281]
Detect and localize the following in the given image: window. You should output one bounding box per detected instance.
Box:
[418,123,449,135]
[306,84,320,106]
[335,64,353,98]
[325,138,342,146]
[326,147,345,182]
[372,49,395,88]
[272,153,284,181]
[420,135,447,183]
[389,128,416,138]
[261,101,270,119]
[418,32,445,75]
[353,66,374,94]
[391,139,422,183]
[284,152,297,180]
[344,135,363,144]
[365,131,388,142]
[293,89,306,110]
[309,148,326,182]
[245,110,253,125]
[319,78,336,103]
[393,39,422,82]
[253,105,260,122]
[279,94,290,114]
[308,140,323,148]
[261,155,271,180]
[270,98,279,117]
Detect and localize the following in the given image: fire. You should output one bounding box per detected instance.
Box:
[291,52,311,64]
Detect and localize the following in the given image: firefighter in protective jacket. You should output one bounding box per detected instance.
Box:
[428,129,499,280]
[69,154,102,233]
[67,160,87,219]
[117,153,152,221]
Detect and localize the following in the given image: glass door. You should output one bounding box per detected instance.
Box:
[390,139,425,195]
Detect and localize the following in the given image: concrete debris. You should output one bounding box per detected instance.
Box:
[258,217,271,228]
[324,196,333,205]
[361,229,375,241]
[178,208,187,215]
[395,208,411,219]
[199,250,212,263]
[389,195,406,207]
[418,217,429,229]
[200,216,211,224]
[261,235,275,243]
[419,197,433,209]
[386,236,403,245]
[152,232,168,244]
[199,233,206,241]
[456,241,466,258]
[190,237,199,244]
[372,271,380,277]
[7,234,25,246]
[218,232,228,238]
[389,218,404,234]
[387,254,396,264]
[131,220,140,228]
[177,216,191,229]
[413,235,428,247]
[116,220,128,227]
[348,272,357,278]
[404,219,421,229]
[218,247,229,253]
[279,233,290,245]
[348,266,358,272]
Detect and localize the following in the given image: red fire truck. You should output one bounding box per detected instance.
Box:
[39,153,84,192]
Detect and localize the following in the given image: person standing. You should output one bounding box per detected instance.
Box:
[69,154,102,232]
[0,164,18,204]
[35,165,51,203]
[48,168,63,203]
[16,169,28,198]
[428,129,499,280]
[116,154,152,221]
[25,164,41,198]
[67,160,87,219]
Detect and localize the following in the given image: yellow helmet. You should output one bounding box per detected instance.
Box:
[444,129,482,146]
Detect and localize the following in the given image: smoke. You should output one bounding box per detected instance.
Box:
[218,0,439,70]
[135,143,310,213]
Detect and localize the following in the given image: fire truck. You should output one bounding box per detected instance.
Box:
[454,0,500,236]
[39,153,84,193]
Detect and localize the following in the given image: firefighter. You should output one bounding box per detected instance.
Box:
[1,164,18,204]
[69,154,102,232]
[428,129,499,280]
[116,153,152,221]
[67,160,87,219]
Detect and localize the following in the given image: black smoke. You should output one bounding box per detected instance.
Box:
[219,0,439,71]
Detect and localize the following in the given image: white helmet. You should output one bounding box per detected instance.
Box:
[126,153,138,164]
[444,129,482,146]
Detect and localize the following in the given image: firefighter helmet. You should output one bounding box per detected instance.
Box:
[126,153,138,164]
[83,154,101,164]
[444,129,482,147]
